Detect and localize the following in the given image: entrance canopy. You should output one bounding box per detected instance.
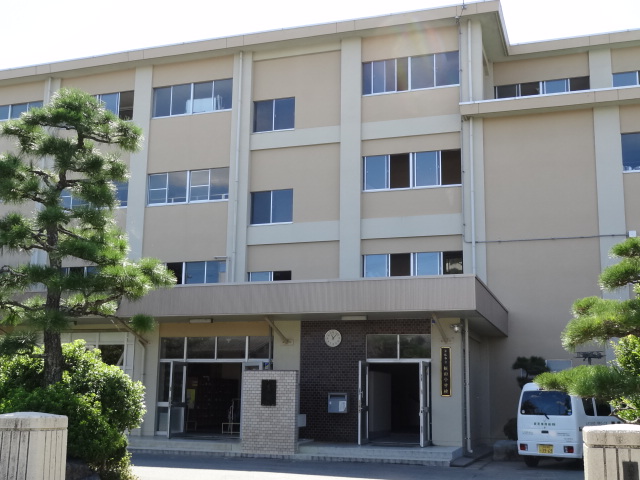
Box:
[118,275,507,337]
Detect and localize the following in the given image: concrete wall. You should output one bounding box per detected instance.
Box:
[584,425,640,480]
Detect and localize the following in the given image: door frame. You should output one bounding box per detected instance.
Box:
[358,360,369,445]
[167,360,188,439]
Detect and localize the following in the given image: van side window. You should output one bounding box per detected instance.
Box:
[595,400,612,416]
[582,398,595,416]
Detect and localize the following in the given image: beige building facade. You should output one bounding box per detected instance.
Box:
[1,0,639,455]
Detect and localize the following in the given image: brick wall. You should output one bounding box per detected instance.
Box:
[299,319,430,443]
[241,370,299,455]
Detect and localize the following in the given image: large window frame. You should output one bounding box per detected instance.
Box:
[250,189,293,225]
[613,71,640,87]
[97,91,134,120]
[362,52,459,95]
[494,76,590,99]
[363,251,463,278]
[622,132,640,172]
[363,150,461,191]
[152,79,232,118]
[147,168,229,206]
[247,271,292,282]
[253,98,295,132]
[166,260,227,285]
[0,101,43,121]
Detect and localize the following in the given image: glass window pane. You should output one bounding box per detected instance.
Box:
[184,261,206,284]
[274,97,295,130]
[569,76,590,91]
[544,79,567,94]
[248,271,271,282]
[415,252,440,275]
[10,103,28,118]
[166,262,183,284]
[99,93,119,114]
[171,84,192,115]
[160,337,185,359]
[364,254,388,277]
[272,189,293,223]
[362,63,373,95]
[157,364,171,403]
[595,400,612,416]
[613,71,638,87]
[249,336,271,359]
[384,59,396,92]
[443,251,463,274]
[189,170,210,201]
[97,344,125,366]
[254,100,274,132]
[273,271,292,281]
[209,167,229,200]
[372,61,385,93]
[118,91,134,120]
[367,334,397,359]
[167,171,188,203]
[60,189,72,209]
[411,55,434,90]
[397,57,409,91]
[214,78,233,110]
[440,150,462,185]
[28,101,43,110]
[193,82,213,113]
[364,155,387,190]
[399,334,431,358]
[582,398,595,416]
[435,51,459,86]
[205,261,225,283]
[520,82,540,96]
[148,188,167,205]
[0,105,9,120]
[520,391,572,416]
[414,151,439,186]
[148,173,167,190]
[153,87,171,117]
[622,133,640,171]
[389,153,410,188]
[251,191,272,224]
[217,336,246,359]
[187,337,215,359]
[114,181,128,207]
[495,84,518,99]
[390,253,411,276]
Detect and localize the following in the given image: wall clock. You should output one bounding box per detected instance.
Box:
[324,329,342,347]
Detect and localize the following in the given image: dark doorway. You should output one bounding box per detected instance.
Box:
[184,363,242,437]
[368,363,420,445]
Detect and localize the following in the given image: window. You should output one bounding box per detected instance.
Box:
[61,266,98,277]
[97,91,134,120]
[622,133,640,171]
[363,150,461,191]
[250,189,293,224]
[253,98,295,132]
[247,271,292,282]
[362,52,459,95]
[61,182,128,208]
[160,336,272,361]
[367,334,431,359]
[495,77,589,99]
[147,168,229,205]
[613,71,640,87]
[114,181,128,207]
[0,101,43,121]
[152,79,232,118]
[166,260,226,285]
[363,251,462,277]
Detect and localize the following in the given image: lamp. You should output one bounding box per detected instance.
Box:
[189,318,212,324]
[450,323,464,333]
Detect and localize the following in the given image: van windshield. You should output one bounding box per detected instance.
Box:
[521,390,572,416]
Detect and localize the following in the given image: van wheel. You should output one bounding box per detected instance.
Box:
[524,456,540,467]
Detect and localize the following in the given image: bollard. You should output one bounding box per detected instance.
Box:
[0,412,68,480]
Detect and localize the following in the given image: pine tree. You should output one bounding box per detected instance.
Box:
[0,88,175,385]
[535,237,640,423]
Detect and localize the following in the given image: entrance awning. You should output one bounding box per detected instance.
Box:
[117,275,508,337]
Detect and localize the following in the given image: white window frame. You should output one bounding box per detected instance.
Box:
[168,260,227,285]
[152,79,232,118]
[0,101,43,121]
[613,71,640,87]
[363,251,462,278]
[363,151,460,191]
[247,271,292,282]
[249,189,293,225]
[147,169,229,206]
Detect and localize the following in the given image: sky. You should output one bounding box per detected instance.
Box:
[2,0,639,71]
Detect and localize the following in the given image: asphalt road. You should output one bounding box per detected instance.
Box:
[131,453,585,480]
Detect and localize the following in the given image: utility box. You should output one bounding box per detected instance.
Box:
[328,393,348,413]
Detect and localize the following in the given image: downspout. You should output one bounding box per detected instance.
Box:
[264,316,292,345]
[230,51,244,283]
[465,19,474,455]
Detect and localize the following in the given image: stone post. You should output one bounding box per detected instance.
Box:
[0,412,68,480]
[583,424,640,480]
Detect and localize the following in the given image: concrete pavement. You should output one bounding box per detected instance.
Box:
[131,452,584,480]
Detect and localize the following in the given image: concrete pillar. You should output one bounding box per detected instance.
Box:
[583,424,640,480]
[0,412,68,480]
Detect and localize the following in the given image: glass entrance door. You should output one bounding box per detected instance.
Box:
[358,360,369,445]
[419,360,432,447]
[167,361,187,438]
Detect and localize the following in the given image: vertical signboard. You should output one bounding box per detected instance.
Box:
[441,347,451,396]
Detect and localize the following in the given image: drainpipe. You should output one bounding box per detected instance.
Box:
[464,318,472,454]
[230,51,244,282]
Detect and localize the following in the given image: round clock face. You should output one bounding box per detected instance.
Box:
[324,329,342,347]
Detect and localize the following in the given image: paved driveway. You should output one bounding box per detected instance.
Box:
[131,453,584,480]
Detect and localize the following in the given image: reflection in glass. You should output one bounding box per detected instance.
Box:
[187,337,215,358]
[367,334,397,358]
[399,335,431,358]
[160,338,185,359]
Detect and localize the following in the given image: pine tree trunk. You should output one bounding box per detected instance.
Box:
[43,329,63,385]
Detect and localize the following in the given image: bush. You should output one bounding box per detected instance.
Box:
[0,340,145,479]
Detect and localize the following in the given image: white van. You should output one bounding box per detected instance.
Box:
[517,382,622,467]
